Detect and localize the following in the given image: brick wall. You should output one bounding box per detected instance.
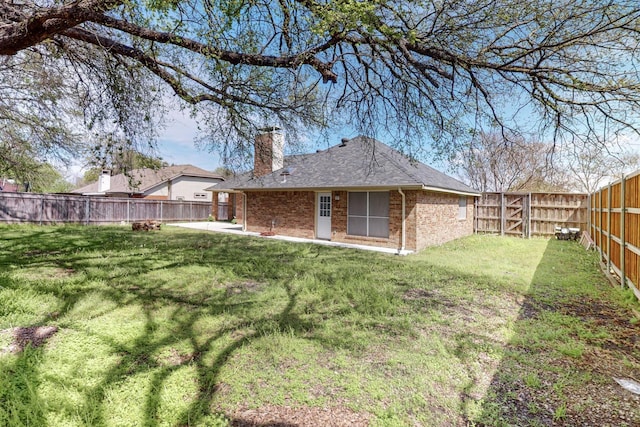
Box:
[402,190,418,251]
[245,191,315,238]
[415,192,475,250]
[241,189,474,252]
[211,194,218,218]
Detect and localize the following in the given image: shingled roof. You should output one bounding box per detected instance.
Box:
[210,136,478,195]
[73,165,224,195]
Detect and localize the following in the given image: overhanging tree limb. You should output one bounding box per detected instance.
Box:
[3,0,640,174]
[0,0,124,55]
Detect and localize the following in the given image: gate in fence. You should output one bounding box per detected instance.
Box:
[217,202,229,221]
[475,192,588,238]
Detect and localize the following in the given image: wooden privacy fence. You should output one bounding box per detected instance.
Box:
[0,193,212,225]
[590,171,640,302]
[475,192,588,237]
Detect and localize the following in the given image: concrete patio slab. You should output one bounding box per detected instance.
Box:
[166,221,412,255]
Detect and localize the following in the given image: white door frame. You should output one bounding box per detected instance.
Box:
[316,192,332,240]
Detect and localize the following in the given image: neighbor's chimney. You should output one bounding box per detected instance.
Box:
[254,127,284,177]
[98,170,111,192]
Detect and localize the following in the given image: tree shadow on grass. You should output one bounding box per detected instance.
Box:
[0,342,51,425]
[471,238,640,426]
[0,226,379,426]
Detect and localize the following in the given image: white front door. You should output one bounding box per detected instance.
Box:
[317,192,332,240]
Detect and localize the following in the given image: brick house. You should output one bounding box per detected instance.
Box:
[0,178,20,192]
[72,165,224,201]
[208,130,479,253]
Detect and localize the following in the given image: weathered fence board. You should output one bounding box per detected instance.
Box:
[590,171,640,302]
[475,192,588,237]
[217,202,229,221]
[0,193,212,224]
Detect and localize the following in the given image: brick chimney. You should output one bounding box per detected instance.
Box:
[254,127,284,177]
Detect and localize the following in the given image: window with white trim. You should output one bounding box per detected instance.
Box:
[194,192,208,199]
[319,194,331,217]
[347,191,389,238]
[458,196,467,220]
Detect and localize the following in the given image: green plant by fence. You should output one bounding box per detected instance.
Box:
[0,193,212,224]
[590,171,640,302]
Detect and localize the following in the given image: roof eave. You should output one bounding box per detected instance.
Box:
[211,184,426,192]
[138,173,225,193]
[421,185,480,197]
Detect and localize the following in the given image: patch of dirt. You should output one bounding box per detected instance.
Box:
[403,288,437,300]
[478,296,640,426]
[1,325,58,354]
[229,405,370,427]
[226,281,265,296]
[484,367,640,427]
[558,298,640,355]
[160,348,198,367]
[402,288,457,312]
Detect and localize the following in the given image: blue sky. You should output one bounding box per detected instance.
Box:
[156,111,222,171]
[154,110,454,175]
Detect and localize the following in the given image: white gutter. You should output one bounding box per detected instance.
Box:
[421,186,480,197]
[398,188,406,254]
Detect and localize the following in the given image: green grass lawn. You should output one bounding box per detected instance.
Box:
[0,225,638,426]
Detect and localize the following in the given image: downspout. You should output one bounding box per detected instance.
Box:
[398,188,406,254]
[240,191,247,232]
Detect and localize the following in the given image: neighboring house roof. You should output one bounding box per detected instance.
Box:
[209,136,479,195]
[0,178,19,192]
[72,165,224,195]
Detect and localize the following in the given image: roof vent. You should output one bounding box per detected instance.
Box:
[339,137,349,147]
[280,166,295,183]
[280,166,295,176]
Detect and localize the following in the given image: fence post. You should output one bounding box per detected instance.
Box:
[607,183,612,273]
[190,201,193,221]
[620,174,626,289]
[599,189,603,261]
[160,201,163,223]
[39,194,44,226]
[587,193,591,236]
[85,198,90,225]
[500,193,506,236]
[527,192,532,238]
